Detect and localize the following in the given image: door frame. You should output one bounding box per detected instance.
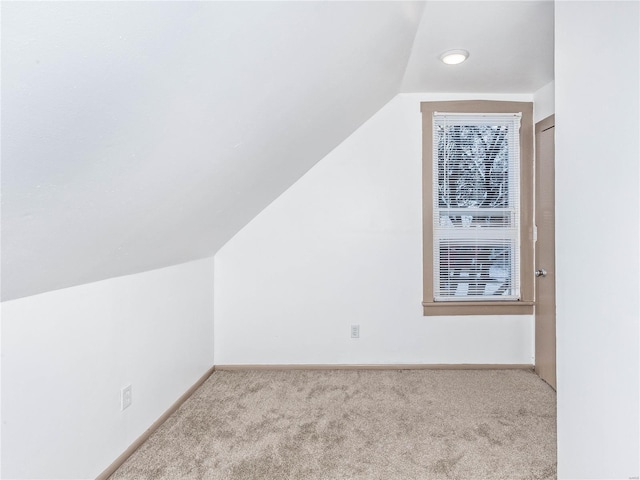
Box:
[534,114,556,390]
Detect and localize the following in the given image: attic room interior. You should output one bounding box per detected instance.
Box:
[1,1,638,479]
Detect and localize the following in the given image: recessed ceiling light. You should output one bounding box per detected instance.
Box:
[440,49,469,65]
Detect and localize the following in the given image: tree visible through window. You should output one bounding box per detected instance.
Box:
[421,101,534,316]
[433,115,520,301]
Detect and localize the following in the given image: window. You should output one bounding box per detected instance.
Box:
[421,101,534,316]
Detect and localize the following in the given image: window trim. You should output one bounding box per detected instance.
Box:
[421,100,534,316]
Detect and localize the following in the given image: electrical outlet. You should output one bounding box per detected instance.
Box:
[351,325,360,339]
[121,385,132,411]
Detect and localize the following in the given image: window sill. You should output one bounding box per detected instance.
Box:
[422,301,534,316]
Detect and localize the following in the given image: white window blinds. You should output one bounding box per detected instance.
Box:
[432,112,522,301]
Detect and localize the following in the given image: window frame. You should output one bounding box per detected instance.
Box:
[421,100,534,316]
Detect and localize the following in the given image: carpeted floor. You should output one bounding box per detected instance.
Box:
[109,369,556,480]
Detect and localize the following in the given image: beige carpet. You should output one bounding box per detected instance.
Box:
[109,369,556,480]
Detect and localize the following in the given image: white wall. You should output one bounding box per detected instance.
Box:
[1,257,215,479]
[534,81,555,124]
[214,92,536,366]
[555,2,639,479]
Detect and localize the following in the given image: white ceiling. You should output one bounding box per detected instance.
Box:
[1,1,553,301]
[402,1,554,92]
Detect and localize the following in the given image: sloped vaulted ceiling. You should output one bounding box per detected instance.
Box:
[1,1,425,300]
[2,1,554,301]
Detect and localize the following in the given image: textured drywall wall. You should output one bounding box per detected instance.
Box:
[214,93,535,367]
[555,2,639,478]
[534,81,554,123]
[1,258,215,479]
